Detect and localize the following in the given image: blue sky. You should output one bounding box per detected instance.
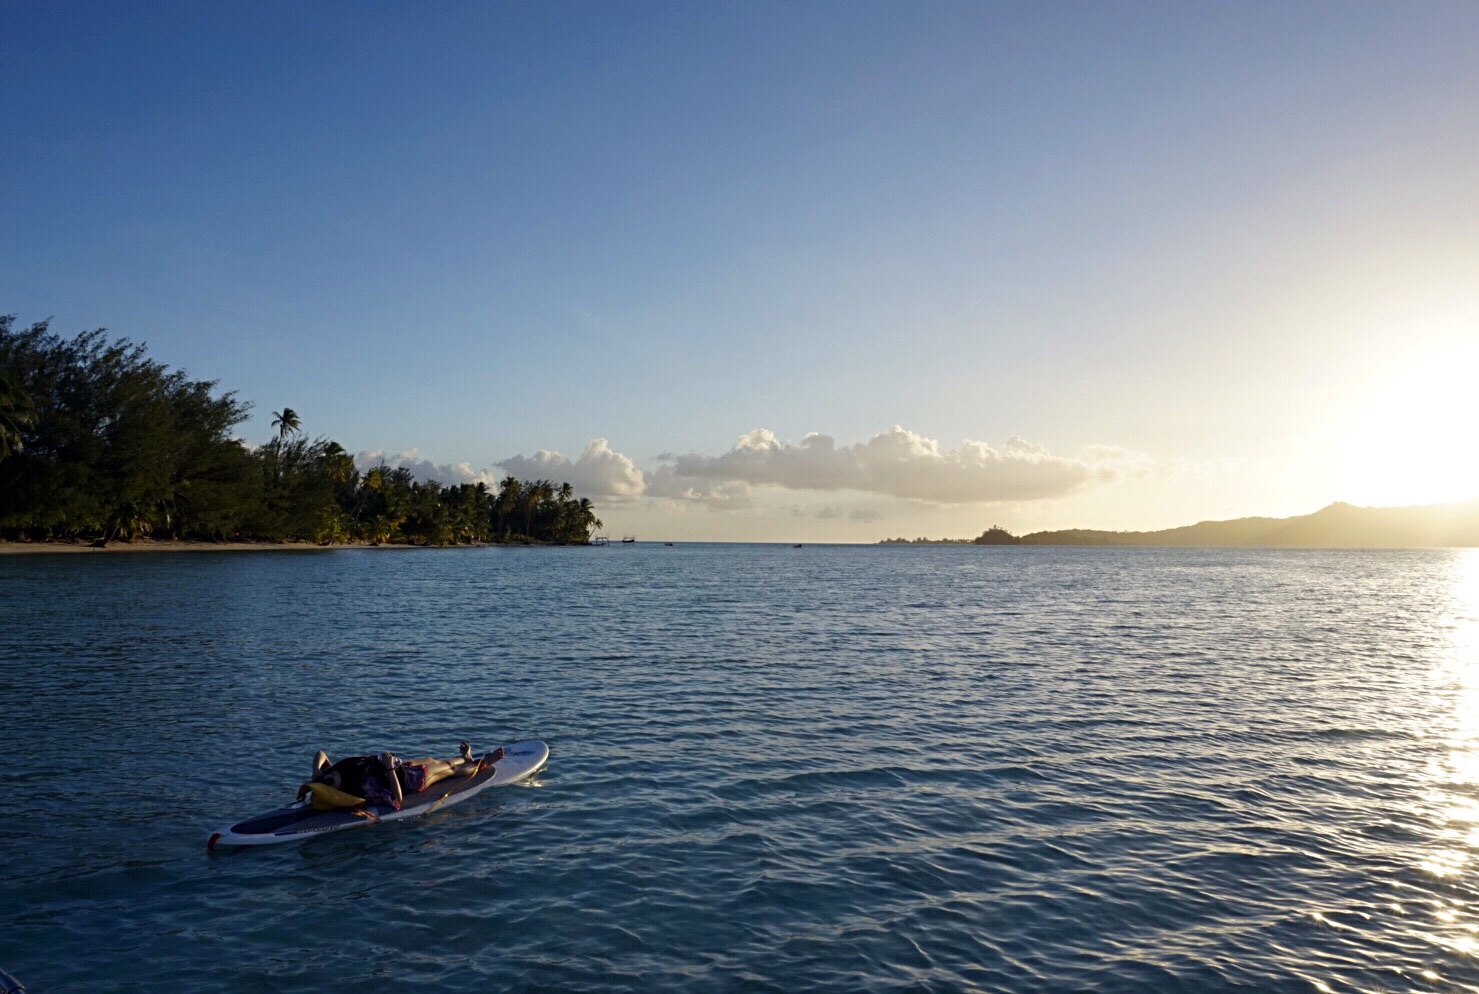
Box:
[5,2,1477,539]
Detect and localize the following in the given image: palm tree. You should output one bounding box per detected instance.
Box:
[266,408,301,488]
[318,440,355,486]
[525,479,554,539]
[270,407,301,443]
[0,368,36,460]
[497,476,522,540]
[575,497,602,543]
[470,481,491,542]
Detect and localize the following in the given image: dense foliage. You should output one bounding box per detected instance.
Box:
[0,316,602,545]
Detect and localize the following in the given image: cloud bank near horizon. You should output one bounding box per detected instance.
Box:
[659,426,1122,504]
[496,439,646,498]
[358,426,1136,508]
[354,449,498,488]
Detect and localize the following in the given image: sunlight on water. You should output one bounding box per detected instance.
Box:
[1438,549,1479,804]
[1417,549,1479,979]
[1449,548,1479,673]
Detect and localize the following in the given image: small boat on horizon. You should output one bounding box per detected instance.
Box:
[621,536,636,544]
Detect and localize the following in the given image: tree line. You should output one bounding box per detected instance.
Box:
[880,527,1021,545]
[0,316,602,546]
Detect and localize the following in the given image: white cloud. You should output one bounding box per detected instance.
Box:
[659,425,1126,504]
[352,429,1145,511]
[355,448,497,487]
[1083,444,1156,479]
[497,438,646,498]
[645,466,753,510]
[813,506,883,522]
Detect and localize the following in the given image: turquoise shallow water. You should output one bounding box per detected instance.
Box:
[4,545,1479,992]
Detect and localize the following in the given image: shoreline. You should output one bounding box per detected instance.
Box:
[0,540,494,555]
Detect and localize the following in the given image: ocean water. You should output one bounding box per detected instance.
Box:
[3,544,1479,993]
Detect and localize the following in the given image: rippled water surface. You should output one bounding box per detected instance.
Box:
[4,545,1479,992]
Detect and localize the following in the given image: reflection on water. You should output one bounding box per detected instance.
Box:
[1421,549,1479,976]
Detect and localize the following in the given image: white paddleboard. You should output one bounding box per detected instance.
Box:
[207,740,548,849]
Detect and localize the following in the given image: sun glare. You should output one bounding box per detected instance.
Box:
[1336,343,1479,507]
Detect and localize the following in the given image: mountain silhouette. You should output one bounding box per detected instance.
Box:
[1014,501,1479,547]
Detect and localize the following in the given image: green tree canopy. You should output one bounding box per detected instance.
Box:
[0,364,37,460]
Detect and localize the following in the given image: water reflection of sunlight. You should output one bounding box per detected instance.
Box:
[1421,550,1479,920]
[1301,555,1479,992]
[1443,549,1479,745]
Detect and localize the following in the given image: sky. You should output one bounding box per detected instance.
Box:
[3,2,1477,541]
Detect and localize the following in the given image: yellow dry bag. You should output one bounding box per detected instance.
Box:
[297,781,366,811]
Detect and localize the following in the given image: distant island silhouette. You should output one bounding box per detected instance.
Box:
[882,501,1479,548]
